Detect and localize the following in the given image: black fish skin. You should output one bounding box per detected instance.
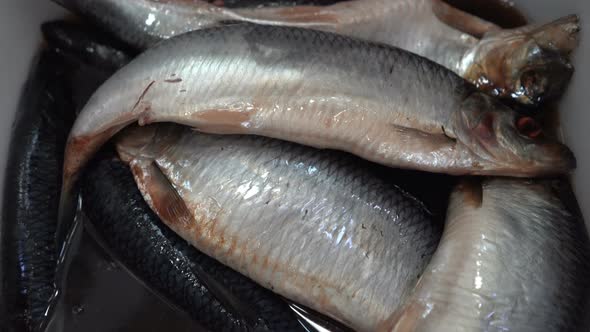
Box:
[41,20,135,72]
[41,20,135,115]
[0,21,134,331]
[80,155,305,332]
[0,50,75,332]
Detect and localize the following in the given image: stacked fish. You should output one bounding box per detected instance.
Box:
[2,1,589,331]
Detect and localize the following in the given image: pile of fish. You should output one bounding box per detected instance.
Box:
[2,0,589,331]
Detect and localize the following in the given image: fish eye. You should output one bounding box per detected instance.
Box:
[516,116,542,138]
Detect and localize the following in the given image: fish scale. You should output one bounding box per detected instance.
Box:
[389,179,590,332]
[117,124,442,331]
[82,155,308,331]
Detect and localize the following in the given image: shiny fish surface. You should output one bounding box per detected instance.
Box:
[0,50,74,332]
[81,155,305,331]
[62,24,575,203]
[115,124,442,332]
[387,179,590,332]
[53,0,579,106]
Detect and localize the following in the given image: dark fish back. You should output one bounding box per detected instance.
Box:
[0,50,75,332]
[1,21,134,331]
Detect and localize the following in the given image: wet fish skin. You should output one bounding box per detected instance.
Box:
[40,20,136,116]
[51,0,349,49]
[0,50,75,332]
[39,21,307,331]
[52,0,228,49]
[81,154,306,332]
[61,24,575,209]
[461,15,579,106]
[0,22,134,331]
[116,124,442,332]
[52,0,579,107]
[387,178,590,332]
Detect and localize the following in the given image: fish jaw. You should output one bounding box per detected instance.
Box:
[451,92,576,177]
[385,178,590,332]
[459,15,580,107]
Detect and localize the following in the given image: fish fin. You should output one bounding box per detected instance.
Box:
[432,0,499,38]
[127,159,269,331]
[128,160,193,228]
[115,124,161,163]
[230,5,340,26]
[388,123,455,144]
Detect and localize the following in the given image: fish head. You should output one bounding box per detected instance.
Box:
[454,92,575,176]
[463,15,579,106]
[503,39,573,106]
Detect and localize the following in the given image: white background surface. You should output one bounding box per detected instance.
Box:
[0,0,588,222]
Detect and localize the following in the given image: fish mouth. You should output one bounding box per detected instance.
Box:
[528,141,577,175]
[472,140,577,177]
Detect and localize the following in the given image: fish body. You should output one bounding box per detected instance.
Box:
[388,179,590,332]
[62,24,574,206]
[0,22,135,331]
[115,124,442,332]
[0,50,74,332]
[53,0,579,106]
[81,155,306,331]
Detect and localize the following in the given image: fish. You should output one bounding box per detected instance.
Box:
[0,50,75,332]
[80,154,308,331]
[41,20,136,115]
[0,21,137,332]
[60,24,575,215]
[41,20,135,72]
[52,0,579,106]
[114,124,443,332]
[39,21,316,332]
[384,178,590,332]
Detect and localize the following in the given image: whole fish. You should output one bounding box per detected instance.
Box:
[114,124,442,332]
[0,50,75,332]
[52,0,579,106]
[385,178,590,332]
[60,24,575,224]
[81,154,307,331]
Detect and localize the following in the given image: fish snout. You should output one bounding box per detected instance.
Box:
[535,140,577,173]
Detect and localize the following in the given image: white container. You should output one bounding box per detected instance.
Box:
[0,0,588,223]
